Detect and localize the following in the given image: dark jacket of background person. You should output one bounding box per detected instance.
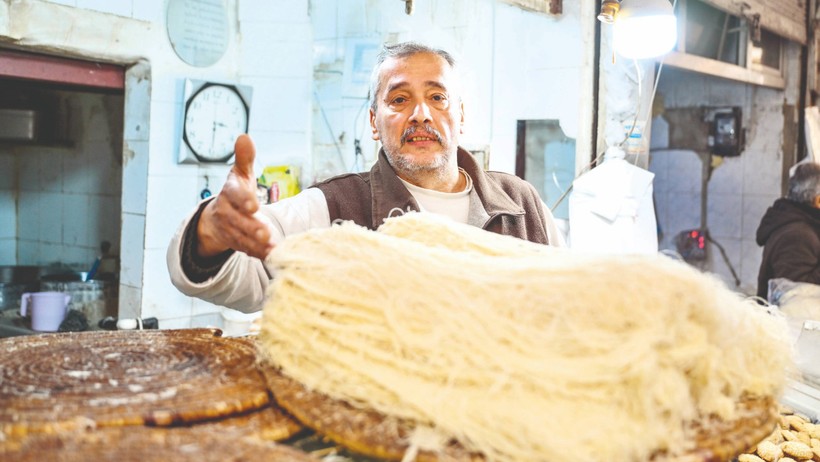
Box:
[756,198,820,299]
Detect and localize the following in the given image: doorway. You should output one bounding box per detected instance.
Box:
[0,48,125,322]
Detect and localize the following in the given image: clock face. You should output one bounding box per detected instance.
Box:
[183,84,249,162]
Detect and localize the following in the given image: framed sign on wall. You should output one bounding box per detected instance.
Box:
[166,0,230,68]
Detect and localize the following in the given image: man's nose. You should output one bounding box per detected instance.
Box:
[409,101,432,123]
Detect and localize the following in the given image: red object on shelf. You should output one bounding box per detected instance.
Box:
[269,182,280,203]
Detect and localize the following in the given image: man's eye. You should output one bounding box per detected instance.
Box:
[431,94,446,102]
[391,97,407,104]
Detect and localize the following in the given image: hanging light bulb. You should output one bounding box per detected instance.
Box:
[597,0,621,24]
[610,0,677,60]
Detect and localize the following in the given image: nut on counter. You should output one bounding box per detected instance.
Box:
[737,406,820,462]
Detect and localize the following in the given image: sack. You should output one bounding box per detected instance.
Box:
[768,278,820,320]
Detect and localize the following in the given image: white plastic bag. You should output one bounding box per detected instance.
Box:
[768,278,820,320]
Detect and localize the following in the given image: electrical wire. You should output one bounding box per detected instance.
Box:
[314,89,348,171]
[705,230,741,287]
[550,33,672,212]
[610,0,679,164]
[549,2,744,285]
[618,58,644,152]
[351,96,370,172]
[551,60,651,211]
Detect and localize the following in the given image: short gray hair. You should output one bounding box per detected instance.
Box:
[368,42,458,112]
[787,162,820,205]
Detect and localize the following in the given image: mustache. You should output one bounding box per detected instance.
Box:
[401,124,443,145]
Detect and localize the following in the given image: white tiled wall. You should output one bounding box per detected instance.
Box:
[649,148,703,245]
[238,1,313,182]
[650,42,802,294]
[9,0,586,327]
[0,153,16,264]
[1,91,123,270]
[44,0,164,21]
[137,0,313,326]
[0,0,306,325]
[310,0,588,178]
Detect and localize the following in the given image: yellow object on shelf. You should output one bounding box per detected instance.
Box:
[258,165,300,203]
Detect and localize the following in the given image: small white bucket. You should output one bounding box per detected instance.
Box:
[220,309,262,337]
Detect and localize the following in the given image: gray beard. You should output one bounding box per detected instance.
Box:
[382,123,457,184]
[386,149,452,184]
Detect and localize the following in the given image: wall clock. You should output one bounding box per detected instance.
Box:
[178,79,253,164]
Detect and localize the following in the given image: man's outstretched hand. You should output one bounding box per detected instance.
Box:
[196,134,274,260]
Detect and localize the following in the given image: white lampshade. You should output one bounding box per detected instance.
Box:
[613,0,678,60]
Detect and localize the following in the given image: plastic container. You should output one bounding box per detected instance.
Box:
[220,309,261,337]
[20,291,70,331]
[40,272,118,326]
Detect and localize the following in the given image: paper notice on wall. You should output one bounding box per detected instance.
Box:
[343,39,380,98]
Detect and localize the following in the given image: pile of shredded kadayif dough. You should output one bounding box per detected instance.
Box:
[258,212,793,462]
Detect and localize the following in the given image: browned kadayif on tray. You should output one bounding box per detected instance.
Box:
[261,364,483,462]
[0,424,317,462]
[260,364,780,462]
[0,329,289,438]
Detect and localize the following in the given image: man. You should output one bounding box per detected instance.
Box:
[167,42,565,311]
[756,162,820,299]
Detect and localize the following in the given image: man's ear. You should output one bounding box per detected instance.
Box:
[370,108,380,141]
[814,194,820,209]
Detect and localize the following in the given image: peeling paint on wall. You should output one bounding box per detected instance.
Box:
[662,108,711,153]
[6,1,156,64]
[123,142,136,164]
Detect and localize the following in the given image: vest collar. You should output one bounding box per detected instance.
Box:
[368,147,524,230]
[456,147,524,216]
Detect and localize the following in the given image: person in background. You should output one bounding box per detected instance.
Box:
[756,162,820,299]
[167,41,565,312]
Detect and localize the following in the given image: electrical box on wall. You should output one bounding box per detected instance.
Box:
[675,229,707,262]
[707,107,743,157]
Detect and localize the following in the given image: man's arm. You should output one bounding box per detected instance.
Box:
[166,206,271,312]
[197,134,275,260]
[770,228,820,285]
[165,135,279,311]
[180,198,235,282]
[167,134,332,311]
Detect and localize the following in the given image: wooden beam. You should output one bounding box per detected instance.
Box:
[662,51,786,89]
[501,0,561,15]
[0,49,124,90]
